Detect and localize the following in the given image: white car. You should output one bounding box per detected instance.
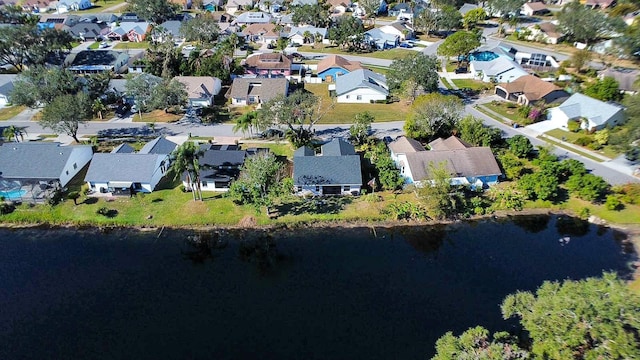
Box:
[99,42,109,48]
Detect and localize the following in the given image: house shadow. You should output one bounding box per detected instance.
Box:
[275,196,353,216]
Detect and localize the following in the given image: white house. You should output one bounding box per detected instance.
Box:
[287,26,329,45]
[0,142,93,188]
[56,0,93,13]
[470,57,528,83]
[333,69,388,103]
[173,76,222,107]
[379,21,414,41]
[547,93,626,131]
[0,74,17,107]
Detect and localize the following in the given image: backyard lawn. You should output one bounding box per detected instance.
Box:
[70,0,127,13]
[239,142,294,158]
[304,83,410,123]
[481,101,528,124]
[0,105,25,121]
[298,44,414,61]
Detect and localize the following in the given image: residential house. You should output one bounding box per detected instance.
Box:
[379,21,414,41]
[174,76,222,107]
[277,14,295,26]
[228,77,289,105]
[120,13,140,22]
[364,28,400,50]
[242,23,280,44]
[56,0,93,13]
[152,20,185,43]
[288,26,329,45]
[389,2,412,17]
[458,3,479,15]
[0,142,93,189]
[234,11,272,25]
[67,50,129,74]
[326,0,352,14]
[106,22,151,42]
[225,0,255,13]
[0,74,16,107]
[584,0,616,9]
[22,0,54,13]
[243,52,292,77]
[333,69,388,103]
[182,144,264,192]
[495,75,568,105]
[38,14,80,30]
[293,139,362,196]
[521,2,549,16]
[598,68,640,94]
[292,0,318,5]
[202,0,226,11]
[84,137,177,195]
[316,55,364,82]
[79,13,118,24]
[257,0,284,13]
[389,136,501,188]
[470,56,528,83]
[67,22,110,41]
[547,93,625,131]
[523,22,563,45]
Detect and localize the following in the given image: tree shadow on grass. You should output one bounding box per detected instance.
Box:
[275,196,353,216]
[84,197,98,205]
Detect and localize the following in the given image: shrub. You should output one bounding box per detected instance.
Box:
[528,108,542,122]
[0,202,15,215]
[518,105,531,119]
[574,136,593,146]
[578,207,590,220]
[97,207,109,216]
[567,120,581,132]
[605,195,624,211]
[587,142,602,150]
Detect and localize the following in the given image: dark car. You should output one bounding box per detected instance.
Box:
[399,42,414,48]
[260,129,284,139]
[454,67,468,74]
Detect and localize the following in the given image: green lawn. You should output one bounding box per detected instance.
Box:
[69,0,127,13]
[304,83,410,123]
[239,142,294,158]
[114,42,150,50]
[298,44,413,60]
[451,79,490,91]
[545,128,620,159]
[482,102,527,124]
[133,110,182,123]
[88,41,100,50]
[364,65,389,75]
[440,77,452,89]
[537,136,605,163]
[0,105,25,121]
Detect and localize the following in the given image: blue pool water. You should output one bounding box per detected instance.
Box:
[0,189,26,200]
[468,51,500,62]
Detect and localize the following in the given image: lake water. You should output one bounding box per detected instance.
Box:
[0,215,635,359]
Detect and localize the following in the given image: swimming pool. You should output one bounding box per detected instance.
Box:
[0,189,26,200]
[468,51,500,62]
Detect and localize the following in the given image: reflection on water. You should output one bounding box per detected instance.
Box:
[0,216,635,360]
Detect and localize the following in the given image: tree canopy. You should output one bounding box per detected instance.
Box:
[349,112,374,146]
[39,93,91,142]
[126,0,180,24]
[0,24,73,72]
[291,4,330,27]
[501,273,640,359]
[584,76,623,102]
[404,93,464,141]
[456,115,502,147]
[437,30,481,59]
[228,152,291,210]
[557,1,624,45]
[125,74,164,113]
[10,66,82,107]
[171,141,206,201]
[462,8,487,30]
[486,0,526,28]
[387,53,439,100]
[433,326,529,359]
[507,135,533,158]
[179,14,220,46]
[256,90,325,148]
[327,15,366,51]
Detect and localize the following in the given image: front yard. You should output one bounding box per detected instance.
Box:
[545,128,619,159]
[305,83,410,123]
[481,101,532,125]
[451,79,491,91]
[297,44,415,61]
[0,105,25,121]
[114,41,150,50]
[133,110,182,123]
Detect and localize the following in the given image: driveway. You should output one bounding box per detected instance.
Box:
[525,120,561,134]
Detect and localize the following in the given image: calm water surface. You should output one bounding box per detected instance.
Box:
[0,215,635,359]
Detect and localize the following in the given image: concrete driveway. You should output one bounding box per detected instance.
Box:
[525,120,561,134]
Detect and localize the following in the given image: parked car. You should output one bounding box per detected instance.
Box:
[99,42,109,48]
[289,42,301,47]
[454,67,468,74]
[399,42,414,48]
[260,129,284,139]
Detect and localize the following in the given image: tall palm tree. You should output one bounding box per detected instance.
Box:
[92,99,106,120]
[2,125,27,142]
[233,111,258,137]
[170,141,205,201]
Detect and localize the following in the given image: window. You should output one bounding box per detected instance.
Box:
[344,185,350,191]
[65,170,69,175]
[73,162,77,170]
[356,95,362,101]
[297,186,302,192]
[346,95,350,99]
[201,181,208,187]
[315,186,320,192]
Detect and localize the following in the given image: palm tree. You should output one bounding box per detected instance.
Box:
[303,30,313,44]
[233,111,258,137]
[92,99,106,120]
[2,125,27,142]
[170,141,205,201]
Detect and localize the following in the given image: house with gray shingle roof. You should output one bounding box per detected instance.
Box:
[66,22,110,41]
[226,0,256,13]
[0,142,93,189]
[173,76,222,107]
[228,77,289,105]
[547,93,626,131]
[84,137,176,195]
[364,27,399,50]
[0,74,17,107]
[470,56,528,83]
[293,138,362,196]
[106,21,151,42]
[390,136,501,189]
[333,69,388,103]
[233,11,272,25]
[151,20,185,43]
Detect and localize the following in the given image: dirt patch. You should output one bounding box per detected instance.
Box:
[238,216,257,227]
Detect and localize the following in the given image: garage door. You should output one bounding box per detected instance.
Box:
[322,186,341,195]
